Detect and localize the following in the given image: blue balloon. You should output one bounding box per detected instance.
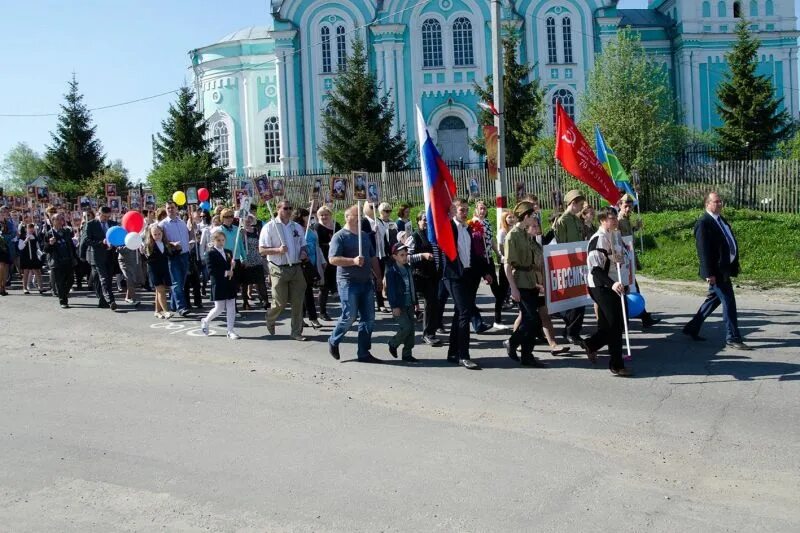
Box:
[199,201,211,211]
[106,226,127,247]
[626,293,646,318]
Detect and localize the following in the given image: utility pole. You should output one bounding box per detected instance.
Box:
[490,0,507,230]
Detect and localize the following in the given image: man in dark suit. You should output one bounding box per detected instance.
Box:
[443,199,492,370]
[683,192,751,350]
[82,206,118,310]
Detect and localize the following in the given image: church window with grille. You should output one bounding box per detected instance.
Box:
[546,17,557,64]
[336,25,347,71]
[212,122,229,168]
[734,1,741,17]
[562,17,573,64]
[765,0,774,16]
[264,117,280,165]
[702,1,711,17]
[422,18,443,68]
[552,89,575,126]
[718,1,727,17]
[452,17,474,66]
[321,26,332,73]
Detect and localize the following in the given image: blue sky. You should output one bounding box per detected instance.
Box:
[0,0,794,182]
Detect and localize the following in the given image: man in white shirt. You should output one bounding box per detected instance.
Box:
[259,200,309,341]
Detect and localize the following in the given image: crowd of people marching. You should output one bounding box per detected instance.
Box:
[0,188,751,376]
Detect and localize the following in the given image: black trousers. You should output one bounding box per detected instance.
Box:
[303,282,318,320]
[375,257,388,308]
[587,287,625,371]
[184,262,203,308]
[319,264,336,316]
[508,288,541,360]
[486,259,506,323]
[51,265,73,305]
[91,261,116,306]
[562,306,585,338]
[416,274,441,337]
[444,273,476,360]
[436,278,449,331]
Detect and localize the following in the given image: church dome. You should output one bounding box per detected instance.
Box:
[217,25,273,43]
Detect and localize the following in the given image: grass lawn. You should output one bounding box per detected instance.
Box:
[637,209,800,288]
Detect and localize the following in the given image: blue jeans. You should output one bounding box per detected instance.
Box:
[329,280,375,359]
[168,253,189,311]
[685,277,742,342]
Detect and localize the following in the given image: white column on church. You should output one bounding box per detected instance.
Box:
[275,52,291,175]
[375,44,386,99]
[284,51,299,172]
[239,74,252,171]
[392,42,406,136]
[385,45,398,135]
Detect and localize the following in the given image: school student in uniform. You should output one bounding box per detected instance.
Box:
[201,230,240,339]
[385,243,419,363]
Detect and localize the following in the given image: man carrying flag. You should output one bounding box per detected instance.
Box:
[416,107,487,369]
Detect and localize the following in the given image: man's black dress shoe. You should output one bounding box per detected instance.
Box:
[329,342,340,360]
[566,335,584,346]
[359,354,383,363]
[682,328,706,341]
[446,355,459,364]
[459,359,480,369]
[388,344,398,358]
[521,357,548,368]
[503,339,519,361]
[402,355,420,363]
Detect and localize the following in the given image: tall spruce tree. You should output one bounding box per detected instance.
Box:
[473,28,546,167]
[715,19,791,156]
[152,87,212,164]
[319,37,409,172]
[45,75,106,197]
[148,87,225,201]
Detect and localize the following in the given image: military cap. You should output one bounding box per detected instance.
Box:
[512,201,536,218]
[564,189,585,206]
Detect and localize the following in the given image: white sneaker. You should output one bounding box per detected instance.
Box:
[201,320,209,335]
[227,331,240,340]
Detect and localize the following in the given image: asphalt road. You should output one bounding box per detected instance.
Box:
[1,280,799,532]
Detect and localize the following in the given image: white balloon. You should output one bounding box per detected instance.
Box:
[124,232,143,250]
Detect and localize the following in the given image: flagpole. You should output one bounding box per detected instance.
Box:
[616,262,633,362]
[490,0,507,236]
[357,200,363,257]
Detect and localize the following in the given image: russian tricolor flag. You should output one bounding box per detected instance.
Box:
[416,106,457,261]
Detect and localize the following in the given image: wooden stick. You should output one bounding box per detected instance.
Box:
[357,200,363,257]
[616,262,632,362]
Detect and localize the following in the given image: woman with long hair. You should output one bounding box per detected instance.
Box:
[143,223,174,318]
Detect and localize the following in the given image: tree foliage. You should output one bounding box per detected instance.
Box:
[579,28,681,172]
[152,87,212,165]
[84,159,133,199]
[0,143,47,194]
[148,87,226,203]
[45,75,106,196]
[715,19,791,156]
[473,28,546,167]
[319,37,409,172]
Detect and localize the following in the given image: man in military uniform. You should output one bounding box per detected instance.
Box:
[503,201,547,368]
[553,189,587,345]
[617,194,659,328]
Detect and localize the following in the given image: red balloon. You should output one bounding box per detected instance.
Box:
[198,188,210,202]
[121,210,145,233]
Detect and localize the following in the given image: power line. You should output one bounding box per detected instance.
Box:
[0,0,433,118]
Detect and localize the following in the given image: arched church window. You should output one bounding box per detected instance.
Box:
[562,17,574,64]
[422,19,443,68]
[439,116,466,130]
[765,0,774,16]
[734,1,741,17]
[702,1,711,17]
[546,17,557,64]
[264,117,280,165]
[552,88,575,127]
[453,17,474,66]
[336,25,347,71]
[749,0,757,16]
[718,1,727,17]
[212,122,230,168]
[321,26,332,74]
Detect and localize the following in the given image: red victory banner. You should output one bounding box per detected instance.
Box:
[554,102,621,206]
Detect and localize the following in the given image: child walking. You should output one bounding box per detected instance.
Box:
[201,230,239,339]
[18,223,46,294]
[385,243,419,363]
[143,224,173,319]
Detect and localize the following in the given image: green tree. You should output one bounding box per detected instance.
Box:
[0,143,47,194]
[152,87,212,165]
[148,87,226,203]
[715,19,791,156]
[578,28,681,172]
[84,159,133,199]
[45,75,106,197]
[319,37,409,172]
[474,28,546,167]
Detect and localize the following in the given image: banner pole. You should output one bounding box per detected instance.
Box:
[616,262,632,361]
[357,200,363,257]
